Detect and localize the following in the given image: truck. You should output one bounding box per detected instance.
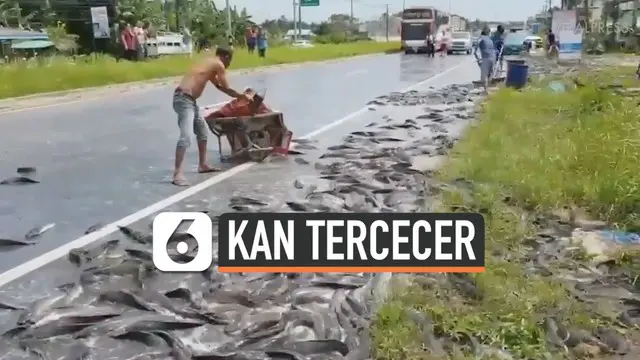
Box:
[450,14,462,31]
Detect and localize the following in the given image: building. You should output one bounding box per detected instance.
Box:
[0,28,52,57]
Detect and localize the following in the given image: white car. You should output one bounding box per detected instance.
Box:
[292,40,314,48]
[450,31,472,54]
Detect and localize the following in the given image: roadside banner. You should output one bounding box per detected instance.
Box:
[552,9,582,60]
[90,6,110,39]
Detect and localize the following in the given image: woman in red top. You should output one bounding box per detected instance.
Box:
[120,23,137,61]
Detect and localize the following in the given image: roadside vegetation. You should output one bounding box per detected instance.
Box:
[372,66,640,359]
[0,41,399,99]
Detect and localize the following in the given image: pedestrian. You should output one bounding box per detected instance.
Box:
[246,26,256,53]
[491,25,505,73]
[439,30,448,57]
[426,33,435,57]
[120,23,137,61]
[474,26,496,94]
[182,26,193,56]
[171,46,250,186]
[228,34,234,50]
[134,21,146,60]
[546,28,557,58]
[257,28,267,58]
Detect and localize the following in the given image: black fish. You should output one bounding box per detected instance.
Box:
[293,143,318,150]
[73,313,205,338]
[287,149,305,155]
[64,342,92,360]
[0,299,25,310]
[290,139,315,144]
[0,176,39,185]
[0,238,34,246]
[283,340,349,356]
[229,196,269,206]
[84,223,104,234]
[68,239,120,266]
[17,167,36,175]
[24,223,55,240]
[118,226,152,245]
[294,157,309,165]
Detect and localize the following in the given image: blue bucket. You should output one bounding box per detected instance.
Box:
[505,60,529,89]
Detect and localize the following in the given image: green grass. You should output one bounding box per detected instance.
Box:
[372,67,640,359]
[0,41,400,99]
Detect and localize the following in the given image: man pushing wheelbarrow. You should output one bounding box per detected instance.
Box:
[170,46,250,186]
[170,46,292,186]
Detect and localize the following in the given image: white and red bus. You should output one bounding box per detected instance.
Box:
[400,6,437,53]
[401,7,454,54]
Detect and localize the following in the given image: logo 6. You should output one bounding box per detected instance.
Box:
[152,212,212,272]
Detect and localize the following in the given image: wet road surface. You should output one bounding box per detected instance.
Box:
[0,53,471,273]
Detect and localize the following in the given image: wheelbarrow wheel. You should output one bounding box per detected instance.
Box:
[248,148,272,162]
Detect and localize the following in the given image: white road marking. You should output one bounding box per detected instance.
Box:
[0,60,470,287]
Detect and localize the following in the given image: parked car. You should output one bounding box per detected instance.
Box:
[292,40,314,48]
[450,31,472,54]
[525,35,543,50]
[502,31,529,56]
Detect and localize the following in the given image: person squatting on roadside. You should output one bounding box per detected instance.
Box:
[171,46,251,186]
[474,27,496,94]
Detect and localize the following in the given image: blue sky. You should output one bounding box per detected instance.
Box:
[213,0,562,23]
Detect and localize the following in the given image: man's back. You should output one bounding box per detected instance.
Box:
[478,35,495,59]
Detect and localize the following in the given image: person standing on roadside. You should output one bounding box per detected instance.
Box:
[120,23,137,61]
[257,28,268,58]
[182,26,193,56]
[474,27,496,94]
[246,26,256,54]
[439,30,448,57]
[546,29,558,58]
[134,21,146,60]
[491,25,505,73]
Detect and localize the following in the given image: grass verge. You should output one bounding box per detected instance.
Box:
[372,66,640,359]
[0,41,400,99]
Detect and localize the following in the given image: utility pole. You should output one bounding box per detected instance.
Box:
[385,4,389,41]
[293,0,297,41]
[350,0,354,30]
[298,2,302,37]
[402,0,405,10]
[225,0,232,37]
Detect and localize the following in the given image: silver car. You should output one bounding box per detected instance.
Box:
[450,31,472,54]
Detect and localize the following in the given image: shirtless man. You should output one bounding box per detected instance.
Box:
[172,46,250,186]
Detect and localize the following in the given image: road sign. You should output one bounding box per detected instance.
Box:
[300,0,319,6]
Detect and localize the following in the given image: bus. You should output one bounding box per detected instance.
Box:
[401,6,437,53]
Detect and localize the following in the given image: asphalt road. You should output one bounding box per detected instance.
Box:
[0,52,474,281]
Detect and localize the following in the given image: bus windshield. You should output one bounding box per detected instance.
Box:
[402,23,429,40]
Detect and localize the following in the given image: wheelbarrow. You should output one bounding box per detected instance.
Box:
[204,89,293,162]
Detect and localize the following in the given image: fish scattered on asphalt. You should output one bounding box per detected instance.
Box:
[0,176,39,185]
[24,222,55,240]
[0,83,518,360]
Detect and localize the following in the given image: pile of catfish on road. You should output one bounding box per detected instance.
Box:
[0,83,482,360]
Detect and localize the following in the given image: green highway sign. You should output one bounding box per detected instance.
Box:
[300,0,319,6]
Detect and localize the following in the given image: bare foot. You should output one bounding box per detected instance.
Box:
[198,164,221,173]
[172,175,189,187]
